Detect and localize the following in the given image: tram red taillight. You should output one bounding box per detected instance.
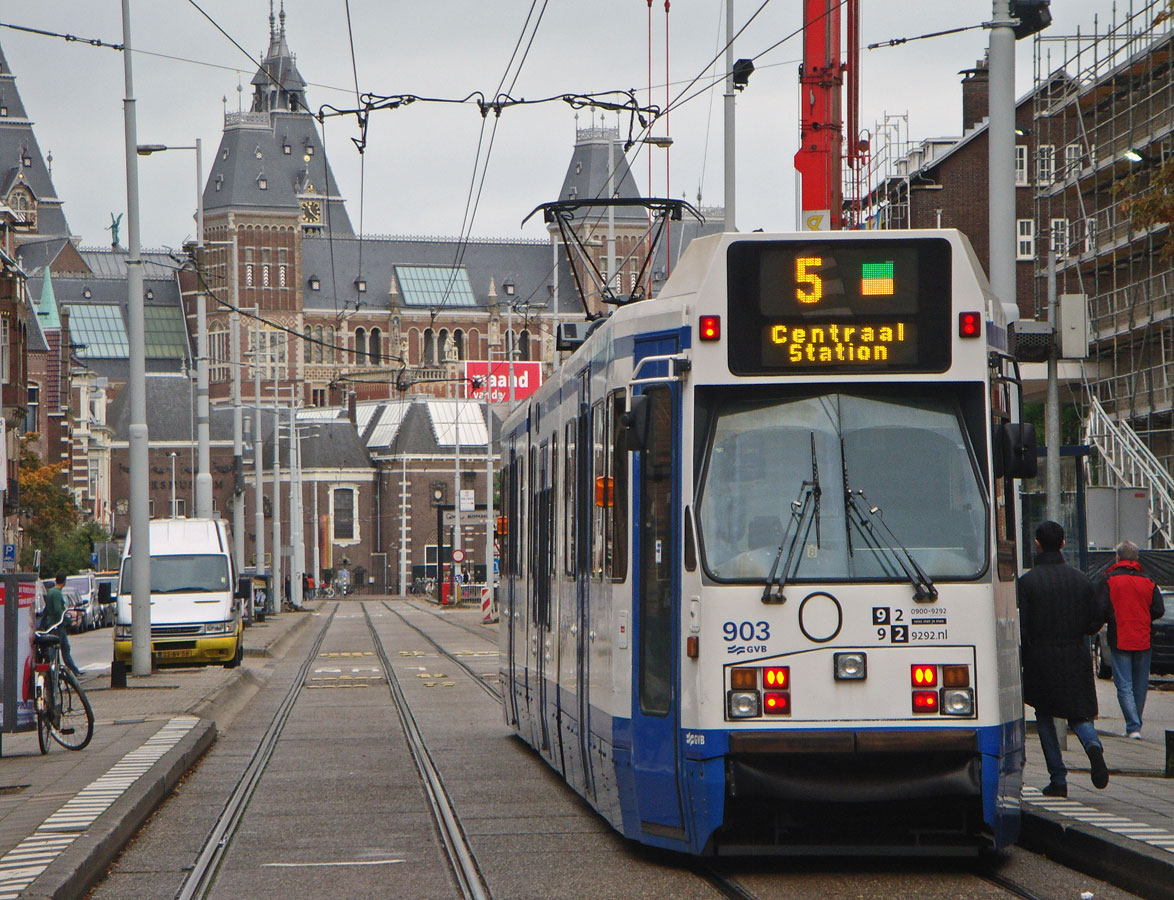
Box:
[911,665,937,687]
[763,692,791,715]
[762,666,789,689]
[912,691,939,713]
[958,311,982,338]
[699,315,722,341]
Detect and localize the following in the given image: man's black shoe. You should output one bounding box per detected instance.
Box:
[1041,782,1067,798]
[1088,745,1109,789]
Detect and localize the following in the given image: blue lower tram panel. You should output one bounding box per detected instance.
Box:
[614,726,1020,855]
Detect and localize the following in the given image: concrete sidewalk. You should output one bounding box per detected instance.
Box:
[0,604,318,900]
[1020,677,1174,900]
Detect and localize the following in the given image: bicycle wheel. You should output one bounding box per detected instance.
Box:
[47,670,94,751]
[37,706,51,754]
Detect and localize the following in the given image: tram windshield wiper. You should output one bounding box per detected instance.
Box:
[762,433,822,604]
[840,438,936,600]
[841,463,937,601]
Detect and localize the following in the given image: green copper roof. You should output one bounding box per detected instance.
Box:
[36,269,62,329]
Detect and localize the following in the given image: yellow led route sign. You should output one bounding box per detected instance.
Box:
[725,238,953,375]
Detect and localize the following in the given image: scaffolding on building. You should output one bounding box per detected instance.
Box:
[1029,0,1174,533]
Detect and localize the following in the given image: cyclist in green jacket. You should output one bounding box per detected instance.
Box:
[42,574,84,676]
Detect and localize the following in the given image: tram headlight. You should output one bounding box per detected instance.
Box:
[833,652,867,680]
[727,691,760,719]
[940,688,974,716]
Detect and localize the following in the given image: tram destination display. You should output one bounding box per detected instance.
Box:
[726,238,953,374]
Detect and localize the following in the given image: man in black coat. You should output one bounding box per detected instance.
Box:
[1017,520,1109,797]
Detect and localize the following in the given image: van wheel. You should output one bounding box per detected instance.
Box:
[224,641,243,669]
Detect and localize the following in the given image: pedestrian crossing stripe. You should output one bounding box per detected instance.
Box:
[0,716,199,896]
[1024,785,1174,853]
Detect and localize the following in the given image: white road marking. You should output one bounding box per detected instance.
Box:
[262,859,406,868]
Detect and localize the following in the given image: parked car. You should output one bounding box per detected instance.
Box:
[1093,591,1174,678]
[95,572,119,627]
[65,573,101,631]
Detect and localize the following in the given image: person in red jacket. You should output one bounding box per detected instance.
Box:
[1097,541,1166,739]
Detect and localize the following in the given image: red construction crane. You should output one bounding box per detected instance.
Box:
[794,0,861,231]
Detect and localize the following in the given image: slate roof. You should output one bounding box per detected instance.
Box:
[107,373,235,443]
[0,39,72,239]
[300,234,574,317]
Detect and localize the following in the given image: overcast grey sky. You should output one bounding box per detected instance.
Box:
[3,1,1114,252]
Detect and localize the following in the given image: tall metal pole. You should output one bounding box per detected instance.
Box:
[253,315,265,582]
[193,138,212,518]
[452,398,462,591]
[484,370,495,617]
[122,0,151,677]
[290,401,303,608]
[723,0,736,231]
[989,0,1019,325]
[312,479,320,589]
[231,226,244,569]
[399,456,408,596]
[271,375,282,614]
[1046,247,1061,523]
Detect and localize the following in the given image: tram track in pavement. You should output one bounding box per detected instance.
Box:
[174,603,338,900]
[384,600,502,702]
[401,597,502,644]
[361,601,493,900]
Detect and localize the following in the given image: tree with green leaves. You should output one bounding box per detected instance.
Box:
[16,435,111,575]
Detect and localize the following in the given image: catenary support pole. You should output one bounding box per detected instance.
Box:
[122,0,151,677]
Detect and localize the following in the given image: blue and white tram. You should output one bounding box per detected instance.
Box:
[499,230,1036,855]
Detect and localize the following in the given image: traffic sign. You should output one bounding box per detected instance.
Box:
[2,544,14,565]
[443,510,491,525]
[451,548,466,563]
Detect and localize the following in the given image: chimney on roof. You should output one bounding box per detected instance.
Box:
[347,391,357,425]
[960,54,990,134]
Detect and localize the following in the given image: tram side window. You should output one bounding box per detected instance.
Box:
[639,387,674,716]
[565,420,576,577]
[608,390,628,580]
[592,400,607,578]
[529,445,538,585]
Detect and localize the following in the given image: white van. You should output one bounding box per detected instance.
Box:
[113,518,246,668]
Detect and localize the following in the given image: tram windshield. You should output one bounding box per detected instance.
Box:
[696,388,988,583]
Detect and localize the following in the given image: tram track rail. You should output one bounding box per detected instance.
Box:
[175,603,338,900]
[402,598,502,645]
[383,600,502,702]
[362,601,493,900]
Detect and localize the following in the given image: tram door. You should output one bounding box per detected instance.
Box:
[632,375,685,840]
[574,374,595,798]
[534,439,553,755]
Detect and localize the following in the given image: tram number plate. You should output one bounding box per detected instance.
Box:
[872,607,909,643]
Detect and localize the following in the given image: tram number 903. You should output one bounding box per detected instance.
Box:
[723,621,771,642]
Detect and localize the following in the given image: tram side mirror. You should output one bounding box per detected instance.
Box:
[993,422,1038,479]
[236,576,253,600]
[98,582,112,604]
[622,394,652,452]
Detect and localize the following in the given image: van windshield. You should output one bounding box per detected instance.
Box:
[120,555,230,594]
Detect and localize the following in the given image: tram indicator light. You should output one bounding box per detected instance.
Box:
[911,665,937,687]
[730,667,757,690]
[762,666,789,689]
[912,690,939,713]
[942,664,970,687]
[699,315,721,341]
[958,311,982,338]
[763,692,791,715]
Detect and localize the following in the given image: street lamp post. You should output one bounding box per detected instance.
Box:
[121,0,152,677]
[169,452,177,517]
[137,139,212,519]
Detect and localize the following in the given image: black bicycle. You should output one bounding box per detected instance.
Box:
[34,613,94,753]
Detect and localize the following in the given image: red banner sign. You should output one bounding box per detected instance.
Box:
[465,361,542,403]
